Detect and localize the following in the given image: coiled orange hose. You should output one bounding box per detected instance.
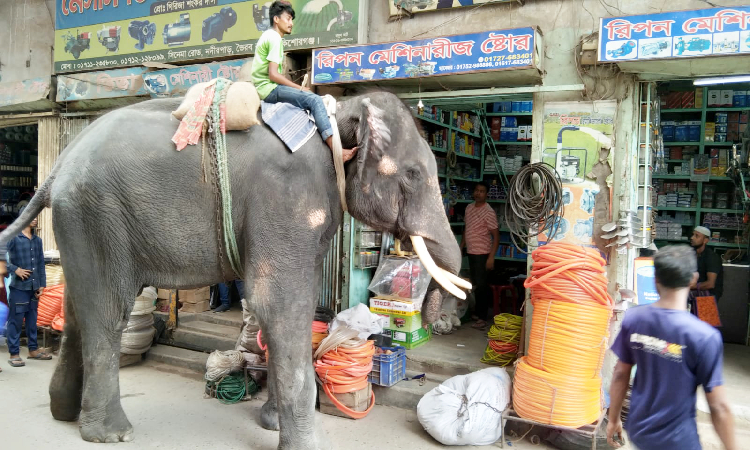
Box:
[36,284,65,327]
[312,320,329,352]
[314,339,375,419]
[513,243,612,428]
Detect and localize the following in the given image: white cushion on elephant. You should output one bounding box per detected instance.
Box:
[172,81,261,131]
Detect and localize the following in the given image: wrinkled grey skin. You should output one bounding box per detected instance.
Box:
[0,92,460,449]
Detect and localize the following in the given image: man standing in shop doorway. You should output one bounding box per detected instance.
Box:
[689,226,724,312]
[250,1,356,161]
[6,208,50,367]
[460,182,499,329]
[607,245,735,450]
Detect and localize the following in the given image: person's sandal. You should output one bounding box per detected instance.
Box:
[8,357,25,367]
[27,352,52,360]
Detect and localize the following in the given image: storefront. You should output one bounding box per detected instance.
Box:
[598,5,750,344]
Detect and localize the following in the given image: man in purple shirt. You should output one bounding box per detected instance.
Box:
[607,245,735,450]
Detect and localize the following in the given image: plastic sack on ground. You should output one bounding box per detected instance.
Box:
[368,256,432,307]
[330,303,383,340]
[131,287,157,316]
[417,367,511,446]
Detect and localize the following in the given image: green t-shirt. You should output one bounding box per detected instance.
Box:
[251,29,284,100]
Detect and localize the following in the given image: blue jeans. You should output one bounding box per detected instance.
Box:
[218,280,245,307]
[7,287,38,355]
[265,85,333,140]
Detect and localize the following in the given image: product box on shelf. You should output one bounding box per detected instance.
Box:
[695,88,704,109]
[732,91,747,107]
[721,90,734,107]
[715,113,728,123]
[708,90,721,107]
[518,127,527,141]
[688,121,701,142]
[178,286,210,304]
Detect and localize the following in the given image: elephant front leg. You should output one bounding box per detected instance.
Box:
[254,273,322,450]
[260,336,280,431]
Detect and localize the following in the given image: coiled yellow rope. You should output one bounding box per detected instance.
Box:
[481,313,522,366]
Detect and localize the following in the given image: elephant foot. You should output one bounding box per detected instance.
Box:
[50,379,82,422]
[260,400,280,431]
[79,405,134,443]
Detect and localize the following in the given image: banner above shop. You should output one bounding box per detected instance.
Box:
[0,78,51,108]
[312,28,537,85]
[54,0,360,73]
[389,0,519,17]
[142,58,250,97]
[56,67,149,102]
[599,6,750,63]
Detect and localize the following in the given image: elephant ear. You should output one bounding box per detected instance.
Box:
[356,98,392,188]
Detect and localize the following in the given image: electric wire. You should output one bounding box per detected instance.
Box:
[504,163,565,251]
[512,243,613,428]
[481,313,522,366]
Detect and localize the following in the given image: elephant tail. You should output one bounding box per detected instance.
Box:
[0,174,52,248]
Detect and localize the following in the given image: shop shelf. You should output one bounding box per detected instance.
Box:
[653,174,690,179]
[488,199,507,203]
[655,238,691,243]
[495,256,527,262]
[486,112,533,116]
[707,241,746,248]
[454,199,474,203]
[705,107,750,112]
[453,127,481,138]
[493,141,532,146]
[701,208,743,214]
[449,222,465,226]
[660,108,702,113]
[706,226,743,231]
[368,345,406,387]
[664,159,689,163]
[709,176,732,181]
[703,142,737,147]
[430,146,447,152]
[414,115,449,128]
[663,142,701,146]
[656,207,695,212]
[441,175,481,182]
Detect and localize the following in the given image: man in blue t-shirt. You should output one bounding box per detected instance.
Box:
[607,245,735,450]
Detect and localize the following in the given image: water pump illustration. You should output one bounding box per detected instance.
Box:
[63,30,91,60]
[97,25,121,53]
[163,13,191,46]
[640,40,668,56]
[326,0,353,30]
[253,3,271,32]
[202,7,237,42]
[128,20,156,51]
[607,40,635,58]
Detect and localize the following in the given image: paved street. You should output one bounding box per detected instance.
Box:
[0,347,551,450]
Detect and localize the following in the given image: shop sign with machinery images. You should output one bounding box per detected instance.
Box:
[388,0,518,17]
[312,27,537,84]
[54,0,360,73]
[142,58,251,97]
[599,5,750,62]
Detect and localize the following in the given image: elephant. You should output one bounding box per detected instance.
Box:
[0,91,469,448]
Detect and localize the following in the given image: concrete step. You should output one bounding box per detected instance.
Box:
[154,310,245,328]
[178,321,242,340]
[145,344,208,373]
[167,328,238,352]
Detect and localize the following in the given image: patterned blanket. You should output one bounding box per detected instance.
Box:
[260,101,317,153]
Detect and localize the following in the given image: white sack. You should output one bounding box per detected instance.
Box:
[417,367,511,446]
[330,303,383,340]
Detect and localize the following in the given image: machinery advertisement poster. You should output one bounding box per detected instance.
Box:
[54,0,360,73]
[312,28,536,84]
[389,0,517,17]
[539,101,615,247]
[599,5,750,62]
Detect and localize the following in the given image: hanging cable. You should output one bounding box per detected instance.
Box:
[481,313,522,366]
[512,242,613,428]
[504,163,564,251]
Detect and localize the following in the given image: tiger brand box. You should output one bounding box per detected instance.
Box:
[390,299,420,316]
[369,297,393,314]
[388,312,423,333]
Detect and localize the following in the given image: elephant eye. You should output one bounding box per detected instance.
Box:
[406,167,420,181]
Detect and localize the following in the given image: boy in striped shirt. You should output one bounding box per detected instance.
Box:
[460,182,500,329]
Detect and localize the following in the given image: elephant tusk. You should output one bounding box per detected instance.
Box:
[410,236,466,300]
[438,268,472,291]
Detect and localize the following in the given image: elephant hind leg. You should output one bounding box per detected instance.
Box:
[50,290,84,422]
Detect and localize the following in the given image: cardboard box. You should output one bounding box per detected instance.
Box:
[695,88,704,109]
[318,383,371,418]
[157,288,172,300]
[390,299,420,316]
[389,325,431,349]
[721,90,734,107]
[178,286,210,304]
[179,299,210,313]
[389,312,423,333]
[518,127,527,141]
[369,297,393,314]
[708,90,721,106]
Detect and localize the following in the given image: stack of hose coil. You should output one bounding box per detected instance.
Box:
[37,284,65,327]
[480,313,522,366]
[312,305,334,352]
[513,243,613,428]
[121,288,157,355]
[313,326,375,419]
